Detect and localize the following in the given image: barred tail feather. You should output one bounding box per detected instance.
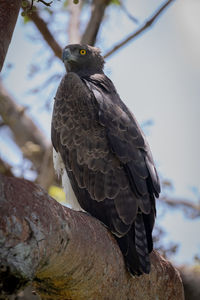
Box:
[135,213,150,274]
[116,213,151,276]
[116,228,142,276]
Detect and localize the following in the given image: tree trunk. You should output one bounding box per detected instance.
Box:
[0,174,184,300]
[0,0,21,72]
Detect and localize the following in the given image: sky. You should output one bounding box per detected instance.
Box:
[1,0,200,265]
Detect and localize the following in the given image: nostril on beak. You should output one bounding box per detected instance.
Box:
[62,48,71,62]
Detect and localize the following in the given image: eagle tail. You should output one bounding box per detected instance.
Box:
[134,213,151,274]
[116,213,151,276]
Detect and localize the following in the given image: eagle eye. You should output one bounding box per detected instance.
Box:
[79,49,86,55]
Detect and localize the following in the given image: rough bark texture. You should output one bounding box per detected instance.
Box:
[179,266,200,300]
[0,0,21,72]
[0,80,55,189]
[0,174,184,300]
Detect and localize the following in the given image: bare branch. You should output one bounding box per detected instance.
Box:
[120,1,139,24]
[0,0,21,71]
[104,0,176,59]
[81,0,111,46]
[0,175,184,300]
[0,157,14,177]
[0,79,56,189]
[160,196,200,218]
[28,8,62,59]
[179,266,200,300]
[68,0,82,44]
[37,0,53,6]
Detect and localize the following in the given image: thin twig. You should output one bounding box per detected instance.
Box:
[37,0,52,6]
[120,2,138,24]
[160,196,200,217]
[104,0,176,59]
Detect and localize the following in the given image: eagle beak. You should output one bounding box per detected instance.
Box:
[62,48,77,63]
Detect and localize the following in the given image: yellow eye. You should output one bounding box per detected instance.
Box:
[80,49,86,55]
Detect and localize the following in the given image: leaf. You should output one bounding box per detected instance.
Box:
[63,0,69,7]
[23,15,30,24]
[110,0,121,5]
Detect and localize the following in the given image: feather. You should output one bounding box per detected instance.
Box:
[51,44,160,276]
[135,213,150,273]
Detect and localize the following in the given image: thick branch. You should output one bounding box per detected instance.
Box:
[0,157,14,177]
[104,0,176,58]
[0,80,55,189]
[0,175,184,299]
[0,0,21,71]
[179,266,200,300]
[81,0,111,46]
[29,8,62,59]
[68,0,82,44]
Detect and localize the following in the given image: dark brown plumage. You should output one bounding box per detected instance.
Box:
[51,44,160,276]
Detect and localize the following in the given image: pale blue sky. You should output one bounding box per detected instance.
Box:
[1,0,200,265]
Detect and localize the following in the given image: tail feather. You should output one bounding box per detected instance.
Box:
[135,213,150,274]
[116,213,151,276]
[116,228,142,276]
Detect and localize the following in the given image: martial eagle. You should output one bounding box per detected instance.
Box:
[51,44,160,276]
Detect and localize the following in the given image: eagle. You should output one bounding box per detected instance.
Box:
[51,44,160,276]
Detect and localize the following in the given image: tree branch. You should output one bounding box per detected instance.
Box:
[0,80,55,189]
[104,0,176,59]
[68,0,82,44]
[28,8,62,59]
[0,0,22,71]
[160,196,200,218]
[0,157,14,177]
[179,266,200,300]
[37,0,52,6]
[81,0,111,46]
[0,175,184,299]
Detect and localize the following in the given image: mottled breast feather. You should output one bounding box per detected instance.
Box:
[51,70,160,275]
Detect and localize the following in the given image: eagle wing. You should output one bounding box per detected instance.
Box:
[51,72,160,274]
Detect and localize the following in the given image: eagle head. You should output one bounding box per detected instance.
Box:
[62,44,105,75]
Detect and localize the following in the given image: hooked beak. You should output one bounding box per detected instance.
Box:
[62,48,77,63]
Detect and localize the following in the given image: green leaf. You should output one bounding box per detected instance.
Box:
[110,0,121,5]
[21,11,26,17]
[23,15,30,24]
[63,0,69,8]
[22,0,28,8]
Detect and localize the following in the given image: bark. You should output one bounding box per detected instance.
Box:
[0,80,55,189]
[68,0,82,44]
[0,174,184,300]
[179,266,200,300]
[81,0,111,46]
[0,158,14,177]
[0,0,21,72]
